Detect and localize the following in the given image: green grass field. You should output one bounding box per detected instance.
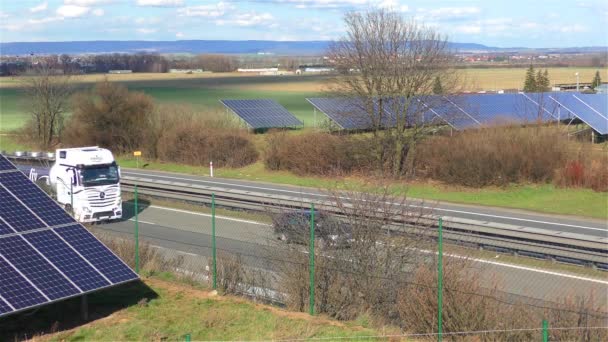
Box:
[2,67,606,132]
[35,278,383,341]
[0,74,324,132]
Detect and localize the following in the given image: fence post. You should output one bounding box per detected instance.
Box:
[438,217,443,342]
[542,319,548,342]
[212,193,217,290]
[134,185,140,274]
[184,333,191,342]
[309,203,315,316]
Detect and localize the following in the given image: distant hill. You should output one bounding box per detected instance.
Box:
[0,40,606,56]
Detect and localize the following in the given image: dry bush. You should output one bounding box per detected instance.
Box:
[150,106,258,167]
[62,81,154,153]
[273,186,430,322]
[554,150,608,192]
[416,126,570,187]
[263,131,373,176]
[397,258,608,341]
[216,252,245,295]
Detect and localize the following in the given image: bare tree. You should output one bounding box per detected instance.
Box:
[21,64,74,149]
[326,9,459,177]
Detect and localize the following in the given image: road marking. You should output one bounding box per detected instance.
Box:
[148,205,271,226]
[128,218,156,225]
[124,171,607,233]
[414,248,608,285]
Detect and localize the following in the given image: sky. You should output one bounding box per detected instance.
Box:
[0,0,607,47]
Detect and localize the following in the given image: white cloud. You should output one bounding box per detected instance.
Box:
[175,31,184,38]
[30,1,48,13]
[29,16,63,24]
[454,25,481,34]
[559,24,588,33]
[215,12,277,28]
[65,0,113,4]
[56,5,91,18]
[93,8,105,16]
[418,6,481,20]
[0,11,9,19]
[136,0,183,7]
[232,12,276,27]
[178,2,234,17]
[137,28,157,34]
[279,0,380,9]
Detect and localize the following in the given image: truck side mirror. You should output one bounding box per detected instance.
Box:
[71,169,78,186]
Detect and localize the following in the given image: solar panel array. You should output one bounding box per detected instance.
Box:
[307,93,608,133]
[0,154,138,317]
[220,99,303,129]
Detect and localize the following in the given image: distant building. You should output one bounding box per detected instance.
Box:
[169,69,205,74]
[237,68,278,73]
[108,70,132,74]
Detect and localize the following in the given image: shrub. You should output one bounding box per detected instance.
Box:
[416,126,570,187]
[62,81,154,153]
[155,116,257,168]
[263,131,373,176]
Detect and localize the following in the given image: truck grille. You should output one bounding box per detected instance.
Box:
[85,185,119,208]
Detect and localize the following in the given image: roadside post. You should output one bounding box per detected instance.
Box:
[210,161,214,177]
[134,185,140,274]
[438,217,443,342]
[542,319,549,342]
[212,193,217,289]
[309,203,315,316]
[133,150,142,168]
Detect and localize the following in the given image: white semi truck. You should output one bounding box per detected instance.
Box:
[49,147,122,223]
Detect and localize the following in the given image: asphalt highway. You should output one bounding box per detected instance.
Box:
[98,205,608,307]
[121,168,608,239]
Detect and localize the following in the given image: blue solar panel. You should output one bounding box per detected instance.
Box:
[0,236,80,300]
[0,154,15,171]
[24,230,112,291]
[55,225,138,284]
[0,172,76,226]
[307,97,399,130]
[0,154,138,317]
[0,218,14,236]
[550,93,608,135]
[221,99,303,129]
[0,297,13,314]
[0,257,47,310]
[0,185,47,232]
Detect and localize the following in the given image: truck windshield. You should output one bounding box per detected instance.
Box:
[80,165,119,186]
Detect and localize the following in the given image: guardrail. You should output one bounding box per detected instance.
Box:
[4,154,607,270]
[120,176,608,270]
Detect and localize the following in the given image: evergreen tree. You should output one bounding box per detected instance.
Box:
[542,69,550,91]
[432,76,443,94]
[591,70,602,89]
[536,69,550,92]
[523,65,536,92]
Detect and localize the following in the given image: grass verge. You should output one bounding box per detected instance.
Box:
[118,157,608,219]
[34,278,384,342]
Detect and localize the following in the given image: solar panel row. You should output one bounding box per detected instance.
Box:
[220,99,303,129]
[307,93,607,133]
[0,154,138,317]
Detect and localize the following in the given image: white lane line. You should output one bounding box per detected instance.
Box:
[411,248,608,285]
[148,205,271,226]
[128,218,156,225]
[129,204,607,285]
[124,171,607,233]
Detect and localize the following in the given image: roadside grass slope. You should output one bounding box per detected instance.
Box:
[35,278,387,342]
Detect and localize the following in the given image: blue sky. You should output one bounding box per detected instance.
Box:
[0,0,607,47]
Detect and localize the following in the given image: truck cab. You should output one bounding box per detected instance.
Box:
[49,147,122,223]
